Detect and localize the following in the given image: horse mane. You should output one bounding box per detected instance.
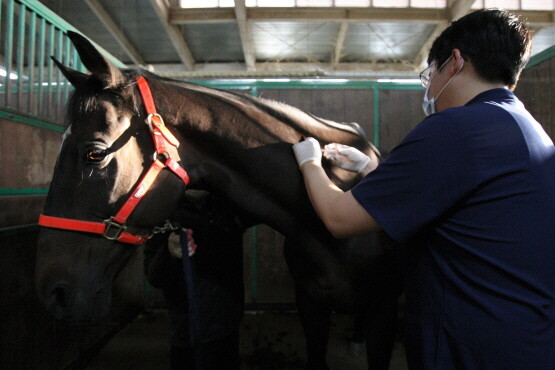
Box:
[130,69,370,150]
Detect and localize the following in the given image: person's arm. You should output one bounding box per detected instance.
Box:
[143,233,179,289]
[293,138,380,238]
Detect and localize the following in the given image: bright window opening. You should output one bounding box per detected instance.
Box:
[180,0,555,9]
[373,0,408,7]
[180,0,232,7]
[296,0,334,6]
[334,0,371,6]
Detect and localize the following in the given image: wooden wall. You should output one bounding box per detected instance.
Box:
[515,54,555,140]
[378,89,425,153]
[0,119,59,227]
[259,88,376,142]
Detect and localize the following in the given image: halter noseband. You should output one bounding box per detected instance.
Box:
[38,76,189,245]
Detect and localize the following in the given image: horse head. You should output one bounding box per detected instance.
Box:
[35,32,187,324]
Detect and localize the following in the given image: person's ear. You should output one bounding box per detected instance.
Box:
[450,49,465,75]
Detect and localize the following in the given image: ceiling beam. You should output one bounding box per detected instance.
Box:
[332,22,348,67]
[448,0,475,20]
[234,0,256,71]
[149,0,196,70]
[84,0,145,65]
[170,7,555,26]
[171,7,447,24]
[152,61,418,78]
[412,0,475,70]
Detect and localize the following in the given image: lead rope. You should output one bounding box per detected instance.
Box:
[179,228,202,369]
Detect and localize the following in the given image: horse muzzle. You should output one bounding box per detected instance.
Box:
[35,230,120,325]
[37,278,112,325]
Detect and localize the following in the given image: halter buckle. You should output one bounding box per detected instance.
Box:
[103,217,127,240]
[146,113,164,133]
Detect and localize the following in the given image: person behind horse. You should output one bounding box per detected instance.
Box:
[144,192,246,370]
[293,8,555,370]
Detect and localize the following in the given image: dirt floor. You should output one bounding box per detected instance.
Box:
[84,310,408,370]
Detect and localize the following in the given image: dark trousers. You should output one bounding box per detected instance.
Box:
[170,331,240,370]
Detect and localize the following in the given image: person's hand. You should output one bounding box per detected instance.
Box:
[292,137,322,168]
[167,228,197,258]
[323,143,370,173]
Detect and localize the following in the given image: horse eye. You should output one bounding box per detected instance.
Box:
[86,149,107,163]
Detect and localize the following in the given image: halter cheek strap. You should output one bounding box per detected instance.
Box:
[38,76,189,246]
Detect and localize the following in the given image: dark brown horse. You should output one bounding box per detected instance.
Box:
[35,31,403,369]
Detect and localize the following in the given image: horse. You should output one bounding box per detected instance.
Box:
[35,31,404,369]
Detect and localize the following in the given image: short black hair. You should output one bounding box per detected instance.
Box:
[428,8,533,88]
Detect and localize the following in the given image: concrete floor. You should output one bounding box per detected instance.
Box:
[85,310,408,370]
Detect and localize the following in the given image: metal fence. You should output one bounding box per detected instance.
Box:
[0,0,125,125]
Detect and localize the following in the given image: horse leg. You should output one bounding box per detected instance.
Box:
[295,285,331,370]
[363,295,399,370]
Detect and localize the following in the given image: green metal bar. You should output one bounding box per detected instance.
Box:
[16,3,26,110]
[189,79,421,91]
[37,16,45,116]
[71,47,78,70]
[0,187,48,195]
[46,23,54,120]
[19,0,126,69]
[55,28,63,122]
[0,108,65,132]
[0,82,69,95]
[4,0,15,108]
[27,11,36,114]
[526,45,555,69]
[63,35,71,104]
[0,0,3,50]
[373,86,380,148]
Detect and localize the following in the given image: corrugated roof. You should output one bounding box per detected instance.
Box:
[38,0,555,78]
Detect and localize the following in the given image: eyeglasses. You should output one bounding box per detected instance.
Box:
[419,64,435,88]
[419,56,453,88]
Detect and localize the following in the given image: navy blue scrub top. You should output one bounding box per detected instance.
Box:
[352,89,555,370]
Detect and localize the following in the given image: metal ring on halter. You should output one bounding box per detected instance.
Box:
[146,113,164,133]
[152,151,171,162]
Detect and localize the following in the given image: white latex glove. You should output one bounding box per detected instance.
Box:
[167,228,197,258]
[292,137,322,168]
[323,143,370,173]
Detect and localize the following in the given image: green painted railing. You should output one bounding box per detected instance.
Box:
[0,0,125,126]
[526,45,555,69]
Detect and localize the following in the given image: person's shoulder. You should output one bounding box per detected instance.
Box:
[410,108,468,139]
[421,101,507,133]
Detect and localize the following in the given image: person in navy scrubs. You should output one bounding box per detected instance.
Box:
[144,193,245,370]
[293,8,555,370]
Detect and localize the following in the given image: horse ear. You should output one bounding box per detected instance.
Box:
[51,56,88,88]
[66,31,125,88]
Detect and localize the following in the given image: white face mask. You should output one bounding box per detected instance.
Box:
[421,56,464,116]
[422,84,436,116]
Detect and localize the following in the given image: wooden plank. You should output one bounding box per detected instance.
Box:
[378,89,424,154]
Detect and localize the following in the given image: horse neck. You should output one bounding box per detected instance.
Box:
[147,78,359,239]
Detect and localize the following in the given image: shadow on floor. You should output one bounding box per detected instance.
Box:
[85,310,408,370]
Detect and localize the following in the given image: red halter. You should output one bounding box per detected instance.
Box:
[38,76,189,245]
